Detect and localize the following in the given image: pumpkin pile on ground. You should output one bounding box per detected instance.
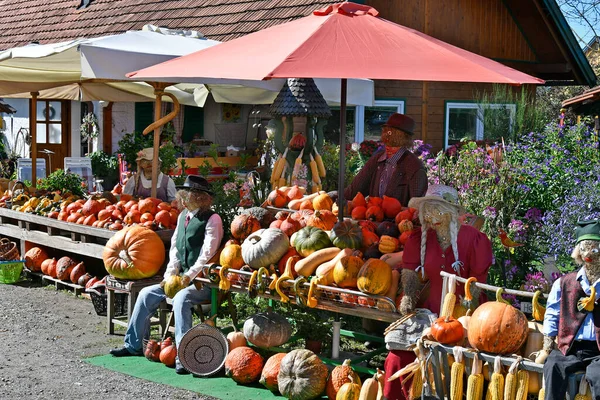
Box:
[243,311,292,348]
[224,346,264,384]
[278,349,329,400]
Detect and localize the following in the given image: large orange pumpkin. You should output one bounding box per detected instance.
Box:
[356,258,392,295]
[231,214,261,241]
[467,297,529,354]
[259,352,287,392]
[306,210,337,231]
[224,346,264,384]
[312,193,334,211]
[326,359,361,400]
[102,225,166,280]
[24,247,49,272]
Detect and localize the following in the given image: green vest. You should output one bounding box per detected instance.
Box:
[175,209,214,272]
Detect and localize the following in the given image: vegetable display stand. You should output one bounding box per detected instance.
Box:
[105,275,166,335]
[196,264,397,374]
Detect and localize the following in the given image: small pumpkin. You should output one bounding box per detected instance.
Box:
[227,327,247,352]
[361,229,379,250]
[378,235,399,254]
[399,230,413,245]
[395,209,415,224]
[138,198,156,214]
[278,349,328,400]
[365,206,384,222]
[40,257,55,275]
[329,220,363,250]
[81,198,103,216]
[357,258,392,295]
[78,272,93,287]
[313,193,334,211]
[159,343,177,367]
[382,195,402,219]
[398,219,414,233]
[291,226,332,257]
[299,199,315,210]
[267,189,288,208]
[231,214,261,241]
[220,244,244,270]
[280,216,302,237]
[144,339,160,361]
[366,196,382,208]
[430,316,465,345]
[375,221,400,238]
[336,376,361,400]
[358,220,377,232]
[326,359,361,400]
[260,352,287,392]
[102,225,165,280]
[224,346,264,384]
[333,255,363,289]
[56,256,77,281]
[352,192,367,208]
[243,311,292,348]
[277,247,300,277]
[24,247,49,272]
[164,275,185,298]
[306,210,337,231]
[351,206,367,220]
[287,185,304,201]
[47,258,59,278]
[241,228,290,270]
[69,262,86,284]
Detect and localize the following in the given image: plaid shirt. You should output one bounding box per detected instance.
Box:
[344,148,428,207]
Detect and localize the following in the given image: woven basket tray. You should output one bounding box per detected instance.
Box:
[0,238,20,261]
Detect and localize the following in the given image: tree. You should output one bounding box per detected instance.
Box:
[558,0,599,47]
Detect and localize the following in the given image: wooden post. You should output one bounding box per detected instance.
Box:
[30,92,39,188]
[103,102,113,154]
[151,89,163,199]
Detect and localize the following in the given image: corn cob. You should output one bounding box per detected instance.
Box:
[291,149,304,183]
[466,353,484,400]
[410,366,423,400]
[504,358,522,400]
[532,291,546,322]
[514,370,529,400]
[309,154,321,185]
[277,162,289,188]
[314,147,326,178]
[441,275,457,318]
[574,377,591,400]
[450,347,465,400]
[270,148,288,185]
[490,356,505,400]
[538,376,545,400]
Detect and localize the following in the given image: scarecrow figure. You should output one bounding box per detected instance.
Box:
[539,220,600,400]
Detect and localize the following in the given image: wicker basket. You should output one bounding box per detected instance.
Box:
[0,239,19,261]
[0,260,24,284]
[87,288,128,317]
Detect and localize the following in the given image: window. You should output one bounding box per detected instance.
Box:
[134,102,154,133]
[36,100,62,144]
[182,105,204,142]
[445,102,516,148]
[321,99,405,145]
[355,100,405,143]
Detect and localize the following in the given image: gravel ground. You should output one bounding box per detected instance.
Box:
[0,279,216,400]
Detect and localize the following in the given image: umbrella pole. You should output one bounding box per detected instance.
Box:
[337,79,347,220]
[30,92,39,188]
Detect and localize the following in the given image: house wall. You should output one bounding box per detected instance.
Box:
[1,98,30,158]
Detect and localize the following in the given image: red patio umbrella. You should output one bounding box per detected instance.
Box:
[129,1,544,217]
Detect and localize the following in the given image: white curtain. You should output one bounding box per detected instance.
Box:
[161,102,185,145]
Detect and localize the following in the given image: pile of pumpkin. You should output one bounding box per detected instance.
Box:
[222,309,386,400]
[424,276,547,399]
[144,337,178,368]
[49,195,180,231]
[23,246,105,287]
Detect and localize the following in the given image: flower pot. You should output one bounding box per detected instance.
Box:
[305,339,322,354]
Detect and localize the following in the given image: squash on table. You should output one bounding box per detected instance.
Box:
[291,226,332,257]
[352,192,367,208]
[430,316,464,345]
[315,248,353,285]
[224,346,264,384]
[278,349,328,400]
[382,196,402,219]
[220,244,244,270]
[467,288,529,354]
[398,219,414,233]
[329,220,363,250]
[336,376,361,400]
[327,359,362,400]
[102,225,165,279]
[260,352,287,392]
[280,216,302,237]
[277,247,300,276]
[357,258,392,295]
[294,247,341,277]
[241,228,290,270]
[243,311,292,348]
[306,210,337,231]
[333,255,364,289]
[313,193,334,211]
[24,247,48,272]
[56,256,78,281]
[351,206,367,220]
[378,235,399,254]
[231,214,261,241]
[365,206,384,222]
[267,189,288,208]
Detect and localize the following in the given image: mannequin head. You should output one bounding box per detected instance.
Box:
[381,113,415,150]
[571,220,600,283]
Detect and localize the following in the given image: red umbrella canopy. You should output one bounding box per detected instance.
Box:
[129,2,543,85]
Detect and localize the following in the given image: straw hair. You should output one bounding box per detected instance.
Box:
[417,200,461,271]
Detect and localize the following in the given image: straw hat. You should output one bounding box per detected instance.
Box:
[408,184,465,214]
[136,147,161,162]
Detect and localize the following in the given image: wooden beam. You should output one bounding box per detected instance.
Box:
[103,102,113,154]
[500,61,572,74]
[29,92,39,187]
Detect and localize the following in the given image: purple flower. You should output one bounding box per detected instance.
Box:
[482,206,497,219]
[524,208,542,223]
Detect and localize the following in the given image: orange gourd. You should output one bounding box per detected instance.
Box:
[157,202,172,212]
[361,229,379,250]
[300,198,315,211]
[378,235,399,254]
[398,219,414,233]
[102,225,166,280]
[352,192,367,208]
[24,247,49,272]
[313,193,334,211]
[395,209,414,224]
[280,216,302,237]
[224,346,264,384]
[351,206,366,220]
[226,327,247,352]
[56,256,77,281]
[159,343,177,367]
[138,198,156,214]
[333,255,363,289]
[367,196,382,208]
[140,212,154,223]
[154,210,171,228]
[430,317,465,345]
[231,214,261,240]
[267,189,288,208]
[124,210,141,225]
[259,353,287,392]
[287,186,303,201]
[399,230,413,245]
[326,359,361,400]
[220,244,244,270]
[81,198,102,216]
[382,195,402,219]
[357,258,392,295]
[306,210,337,231]
[365,206,384,222]
[40,258,54,275]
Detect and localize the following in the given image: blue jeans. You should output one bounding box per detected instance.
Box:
[123,283,211,354]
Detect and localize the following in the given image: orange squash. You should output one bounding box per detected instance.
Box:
[259,352,287,392]
[361,229,379,250]
[366,196,382,208]
[378,235,399,254]
[24,247,49,272]
[40,257,55,275]
[138,198,156,214]
[56,256,77,281]
[399,230,413,246]
[306,210,337,231]
[220,244,244,270]
[365,206,384,222]
[140,212,154,223]
[326,359,361,400]
[357,258,392,295]
[333,255,363,289]
[226,327,247,352]
[313,193,334,211]
[154,210,171,228]
[431,317,465,345]
[398,219,414,233]
[351,206,367,220]
[231,214,261,241]
[224,346,264,384]
[352,192,367,208]
[267,189,288,208]
[382,195,402,219]
[299,198,315,211]
[81,198,102,216]
[280,216,302,237]
[395,209,415,224]
[102,225,166,280]
[287,185,304,201]
[467,290,529,354]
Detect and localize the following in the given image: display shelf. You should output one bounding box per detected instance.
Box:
[24,269,86,296]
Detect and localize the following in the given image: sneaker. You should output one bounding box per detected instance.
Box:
[175,359,189,375]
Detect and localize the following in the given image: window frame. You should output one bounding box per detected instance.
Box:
[36,100,63,144]
[444,101,516,149]
[354,99,405,143]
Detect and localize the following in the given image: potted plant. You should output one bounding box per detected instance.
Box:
[293,309,332,355]
[89,151,119,189]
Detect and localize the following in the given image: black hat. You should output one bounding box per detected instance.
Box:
[575,219,600,244]
[176,175,213,195]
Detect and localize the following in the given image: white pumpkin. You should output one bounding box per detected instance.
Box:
[241,228,290,270]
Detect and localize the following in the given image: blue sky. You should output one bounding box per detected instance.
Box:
[560,5,598,48]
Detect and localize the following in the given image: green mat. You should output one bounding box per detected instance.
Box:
[85,354,284,400]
